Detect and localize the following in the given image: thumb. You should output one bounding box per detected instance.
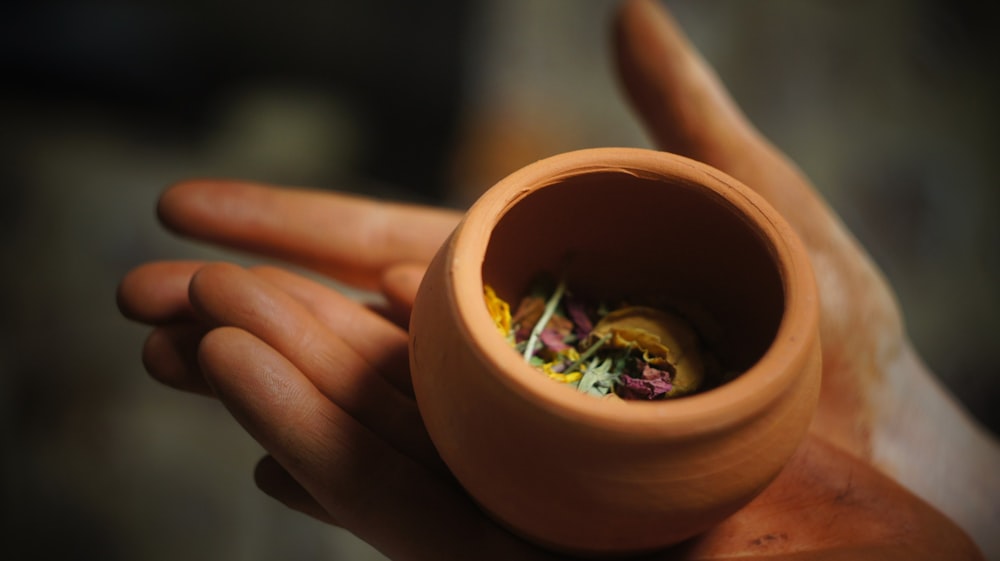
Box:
[613,0,906,465]
[614,0,756,167]
[613,0,825,245]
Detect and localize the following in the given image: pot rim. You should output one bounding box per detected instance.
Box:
[448,147,819,437]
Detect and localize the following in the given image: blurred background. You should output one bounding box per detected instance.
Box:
[2,0,997,559]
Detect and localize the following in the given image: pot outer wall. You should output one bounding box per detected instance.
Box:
[409,148,822,556]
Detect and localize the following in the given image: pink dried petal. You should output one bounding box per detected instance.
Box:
[618,361,673,400]
[565,298,593,338]
[618,375,672,400]
[641,362,673,383]
[540,329,570,351]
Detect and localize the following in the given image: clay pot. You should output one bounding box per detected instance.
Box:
[409,147,821,556]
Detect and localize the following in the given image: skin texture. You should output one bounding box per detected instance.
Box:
[117,1,994,559]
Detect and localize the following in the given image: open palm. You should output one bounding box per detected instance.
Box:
[118,1,985,559]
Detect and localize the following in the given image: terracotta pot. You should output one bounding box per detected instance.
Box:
[409,147,821,556]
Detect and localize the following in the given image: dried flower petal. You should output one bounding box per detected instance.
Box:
[590,306,704,397]
[618,373,672,400]
[540,328,570,352]
[565,297,594,339]
[483,285,512,338]
[543,362,582,384]
[512,296,546,340]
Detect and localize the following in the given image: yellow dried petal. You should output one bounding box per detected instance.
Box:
[483,285,512,338]
[590,306,705,397]
[542,363,581,384]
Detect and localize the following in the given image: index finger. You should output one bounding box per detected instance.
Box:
[158,180,461,289]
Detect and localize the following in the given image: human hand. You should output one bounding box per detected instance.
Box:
[117,0,988,558]
[615,3,997,556]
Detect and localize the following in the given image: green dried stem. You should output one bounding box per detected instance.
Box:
[522,279,567,361]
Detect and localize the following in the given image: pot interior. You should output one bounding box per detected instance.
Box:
[481,170,784,381]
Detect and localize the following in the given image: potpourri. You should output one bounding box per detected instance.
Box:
[484,278,710,400]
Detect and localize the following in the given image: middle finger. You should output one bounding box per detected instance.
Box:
[250,265,414,397]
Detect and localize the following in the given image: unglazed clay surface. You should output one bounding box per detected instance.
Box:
[409,148,821,555]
